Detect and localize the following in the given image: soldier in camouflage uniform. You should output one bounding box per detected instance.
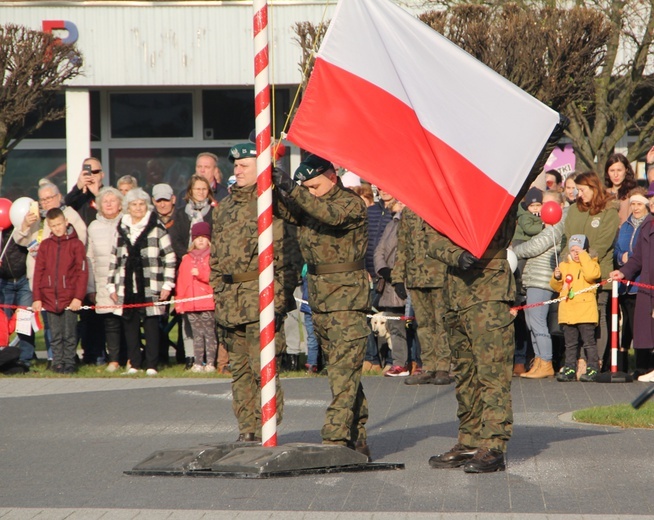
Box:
[425,203,518,473]
[209,142,300,442]
[391,207,451,385]
[272,154,371,460]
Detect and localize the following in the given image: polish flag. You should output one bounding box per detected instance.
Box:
[287,0,560,257]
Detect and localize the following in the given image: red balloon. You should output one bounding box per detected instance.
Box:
[0,198,12,230]
[541,200,562,225]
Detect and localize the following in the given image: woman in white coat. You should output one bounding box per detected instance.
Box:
[87,187,124,372]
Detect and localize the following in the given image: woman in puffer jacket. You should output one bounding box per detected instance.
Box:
[512,192,567,378]
[87,187,124,372]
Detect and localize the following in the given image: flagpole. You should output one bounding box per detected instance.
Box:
[253,0,277,447]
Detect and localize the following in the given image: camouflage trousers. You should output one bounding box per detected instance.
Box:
[312,310,369,446]
[219,322,284,437]
[445,301,515,452]
[410,287,451,372]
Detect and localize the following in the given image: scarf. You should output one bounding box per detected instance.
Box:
[631,214,647,230]
[184,198,211,226]
[189,246,210,262]
[116,211,158,307]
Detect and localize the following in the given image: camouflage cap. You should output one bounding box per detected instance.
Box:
[293,154,334,182]
[228,142,257,163]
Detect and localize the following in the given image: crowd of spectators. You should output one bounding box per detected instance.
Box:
[3,148,654,385]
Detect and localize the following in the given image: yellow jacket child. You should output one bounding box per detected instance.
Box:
[550,235,601,325]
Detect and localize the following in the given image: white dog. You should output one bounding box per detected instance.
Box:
[370,312,393,351]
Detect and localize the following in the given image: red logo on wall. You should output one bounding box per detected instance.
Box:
[42,20,78,45]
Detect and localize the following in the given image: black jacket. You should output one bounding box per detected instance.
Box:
[0,227,28,281]
[64,185,98,226]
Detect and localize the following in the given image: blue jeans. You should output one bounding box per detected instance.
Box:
[0,276,34,364]
[525,287,554,362]
[303,312,320,367]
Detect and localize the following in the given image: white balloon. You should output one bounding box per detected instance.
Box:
[507,249,518,273]
[9,197,35,229]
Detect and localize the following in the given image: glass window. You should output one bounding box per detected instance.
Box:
[110,93,193,138]
[1,149,67,199]
[109,147,290,197]
[24,94,66,140]
[110,148,229,196]
[1,148,103,200]
[202,88,291,140]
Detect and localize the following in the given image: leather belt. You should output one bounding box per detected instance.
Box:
[307,259,365,276]
[222,271,259,284]
[480,249,507,260]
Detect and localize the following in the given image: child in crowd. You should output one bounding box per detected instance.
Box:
[175,221,217,372]
[550,234,601,382]
[514,187,545,244]
[32,208,88,374]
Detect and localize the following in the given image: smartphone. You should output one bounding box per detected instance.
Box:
[83,164,92,176]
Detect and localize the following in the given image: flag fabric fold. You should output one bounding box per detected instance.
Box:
[287,0,560,257]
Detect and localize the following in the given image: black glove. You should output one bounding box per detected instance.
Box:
[272,167,296,193]
[458,251,478,270]
[274,312,285,332]
[393,282,407,300]
[377,267,392,282]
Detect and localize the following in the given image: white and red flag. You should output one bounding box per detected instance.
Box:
[287,0,560,257]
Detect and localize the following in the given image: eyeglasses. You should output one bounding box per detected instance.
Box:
[39,194,58,204]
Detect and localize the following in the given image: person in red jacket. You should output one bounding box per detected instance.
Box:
[32,208,88,374]
[175,221,216,372]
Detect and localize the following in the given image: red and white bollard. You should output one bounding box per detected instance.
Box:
[253,0,277,447]
[610,278,619,373]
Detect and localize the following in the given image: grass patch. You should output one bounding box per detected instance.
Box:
[572,402,654,429]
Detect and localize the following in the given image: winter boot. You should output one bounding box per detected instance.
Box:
[522,359,554,379]
[519,357,541,378]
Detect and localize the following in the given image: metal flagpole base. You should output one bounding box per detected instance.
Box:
[125,442,404,479]
[595,371,633,383]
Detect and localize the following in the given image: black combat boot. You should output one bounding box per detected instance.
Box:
[462,448,505,473]
[428,444,478,468]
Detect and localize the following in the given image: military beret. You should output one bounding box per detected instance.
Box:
[228,142,257,162]
[293,154,334,182]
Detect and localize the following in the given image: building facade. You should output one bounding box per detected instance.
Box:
[1,1,339,198]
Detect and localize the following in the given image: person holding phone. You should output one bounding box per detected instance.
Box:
[65,157,106,226]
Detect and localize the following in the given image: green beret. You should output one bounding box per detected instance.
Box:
[293,154,334,182]
[228,142,257,162]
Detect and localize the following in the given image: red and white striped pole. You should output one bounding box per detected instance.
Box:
[610,279,619,373]
[253,0,277,447]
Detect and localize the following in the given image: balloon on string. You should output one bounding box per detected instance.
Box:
[507,248,518,273]
[9,197,35,229]
[0,198,12,230]
[541,201,563,225]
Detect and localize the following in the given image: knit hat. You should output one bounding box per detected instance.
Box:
[521,187,543,210]
[568,234,588,251]
[191,221,210,240]
[228,142,257,163]
[294,154,334,182]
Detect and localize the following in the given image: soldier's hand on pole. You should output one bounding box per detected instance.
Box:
[393,282,407,300]
[272,167,296,193]
[457,251,478,270]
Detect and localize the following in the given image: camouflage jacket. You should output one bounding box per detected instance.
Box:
[392,208,447,289]
[209,184,301,327]
[276,182,370,314]
[426,204,518,311]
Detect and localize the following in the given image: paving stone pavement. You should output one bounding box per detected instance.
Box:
[0,374,653,519]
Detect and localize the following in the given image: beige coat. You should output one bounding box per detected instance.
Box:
[14,206,87,290]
